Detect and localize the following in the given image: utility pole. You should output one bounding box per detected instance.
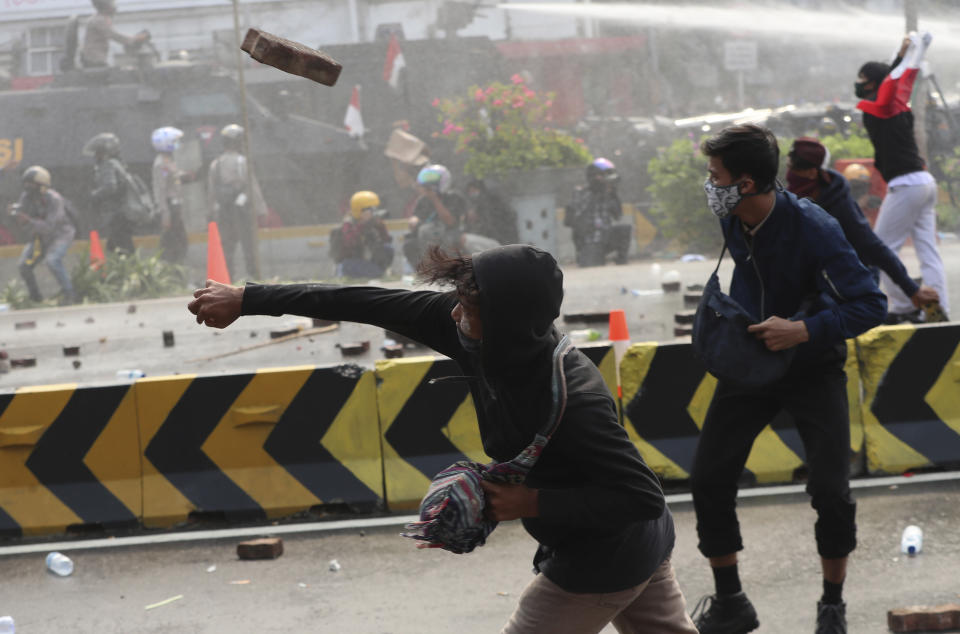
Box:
[905,0,928,164]
[231,0,262,279]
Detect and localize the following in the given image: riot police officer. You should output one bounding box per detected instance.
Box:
[565,158,632,267]
[11,166,77,304]
[84,131,134,253]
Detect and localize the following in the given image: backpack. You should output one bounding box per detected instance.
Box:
[110,158,157,225]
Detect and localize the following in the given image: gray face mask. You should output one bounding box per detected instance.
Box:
[457,328,482,353]
[703,178,760,218]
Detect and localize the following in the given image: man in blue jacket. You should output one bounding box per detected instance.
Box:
[690,125,886,634]
[785,137,939,322]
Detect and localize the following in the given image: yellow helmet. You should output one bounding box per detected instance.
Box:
[842,163,871,183]
[350,191,380,218]
[22,165,52,188]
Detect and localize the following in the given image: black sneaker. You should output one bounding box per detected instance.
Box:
[816,601,846,634]
[690,592,759,634]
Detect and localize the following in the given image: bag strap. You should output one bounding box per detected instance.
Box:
[712,223,730,276]
[494,335,574,478]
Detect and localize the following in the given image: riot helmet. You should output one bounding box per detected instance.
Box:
[22,165,52,192]
[586,157,619,190]
[82,132,121,159]
[842,163,871,184]
[416,164,451,193]
[220,124,244,151]
[349,191,381,219]
[151,126,183,153]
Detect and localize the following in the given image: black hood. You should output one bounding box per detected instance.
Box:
[818,168,852,212]
[473,245,563,375]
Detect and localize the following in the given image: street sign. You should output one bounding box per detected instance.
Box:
[724,41,758,72]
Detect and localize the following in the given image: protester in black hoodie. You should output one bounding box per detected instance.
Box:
[188,244,697,633]
[786,137,939,321]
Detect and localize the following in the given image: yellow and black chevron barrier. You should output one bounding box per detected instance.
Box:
[857,322,960,475]
[5,326,956,538]
[137,364,383,528]
[622,339,864,484]
[0,383,140,537]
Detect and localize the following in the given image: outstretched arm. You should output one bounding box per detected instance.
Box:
[189,279,462,357]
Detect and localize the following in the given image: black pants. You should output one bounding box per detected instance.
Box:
[690,363,857,560]
[160,203,188,264]
[574,223,632,267]
[220,210,255,278]
[105,212,134,254]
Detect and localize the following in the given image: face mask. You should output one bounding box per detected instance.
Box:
[457,328,482,353]
[786,170,820,200]
[703,178,753,219]
[854,81,871,99]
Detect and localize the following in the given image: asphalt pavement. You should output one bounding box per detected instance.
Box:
[1,477,959,633]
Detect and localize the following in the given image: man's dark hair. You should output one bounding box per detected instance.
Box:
[700,124,779,192]
[417,246,480,305]
[858,61,890,85]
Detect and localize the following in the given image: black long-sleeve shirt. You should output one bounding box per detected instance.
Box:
[242,276,674,593]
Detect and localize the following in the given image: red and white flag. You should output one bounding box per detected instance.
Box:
[382,34,406,90]
[343,84,364,138]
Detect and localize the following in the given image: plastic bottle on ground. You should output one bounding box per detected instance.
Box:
[569,328,602,342]
[0,616,14,634]
[901,525,923,555]
[46,551,74,576]
[115,369,146,379]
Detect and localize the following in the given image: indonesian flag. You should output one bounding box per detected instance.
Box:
[344,84,364,138]
[382,34,406,90]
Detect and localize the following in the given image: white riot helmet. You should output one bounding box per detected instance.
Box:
[151,126,184,153]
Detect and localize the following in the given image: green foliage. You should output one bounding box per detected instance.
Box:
[934,145,960,231]
[646,136,718,252]
[0,279,33,309]
[821,124,875,163]
[71,248,189,304]
[432,75,592,179]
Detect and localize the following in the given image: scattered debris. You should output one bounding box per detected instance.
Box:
[888,604,960,632]
[621,287,663,297]
[85,317,95,324]
[270,328,300,339]
[56,321,65,328]
[237,537,284,560]
[337,341,370,356]
[144,595,183,611]
[206,565,217,573]
[674,310,696,325]
[14,321,36,330]
[683,292,702,308]
[249,331,258,338]
[72,360,82,370]
[562,311,608,323]
[163,331,175,347]
[328,559,341,572]
[298,582,308,588]
[188,324,338,363]
[10,356,36,368]
[681,254,706,262]
[229,579,251,585]
[497,591,510,597]
[63,346,80,357]
[127,304,137,314]
[382,343,404,358]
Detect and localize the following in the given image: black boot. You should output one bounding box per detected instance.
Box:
[691,591,759,634]
[815,601,846,634]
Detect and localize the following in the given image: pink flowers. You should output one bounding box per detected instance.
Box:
[511,97,525,109]
[511,73,524,85]
[431,98,440,107]
[493,99,503,106]
[474,89,485,102]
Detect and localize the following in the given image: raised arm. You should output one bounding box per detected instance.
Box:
[189,280,462,358]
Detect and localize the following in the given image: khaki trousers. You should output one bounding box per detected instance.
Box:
[501,558,699,634]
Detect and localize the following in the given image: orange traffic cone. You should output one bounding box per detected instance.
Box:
[206,221,231,284]
[608,309,630,399]
[89,230,106,271]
